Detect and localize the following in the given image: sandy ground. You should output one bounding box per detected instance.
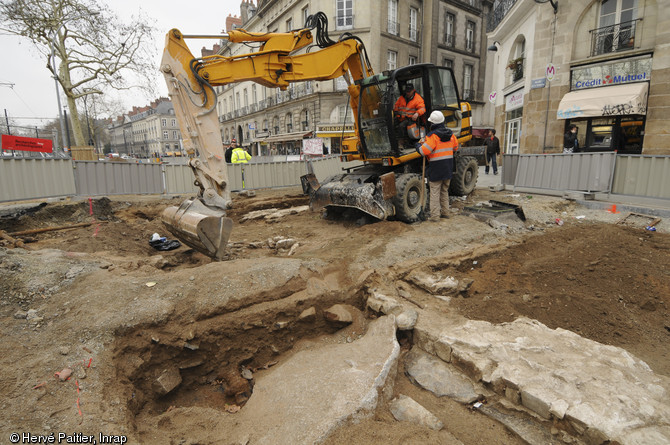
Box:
[0,185,668,444]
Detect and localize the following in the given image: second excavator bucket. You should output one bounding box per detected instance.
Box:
[162,199,233,261]
[301,171,396,221]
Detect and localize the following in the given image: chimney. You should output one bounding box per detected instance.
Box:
[240,0,250,24]
[226,13,242,32]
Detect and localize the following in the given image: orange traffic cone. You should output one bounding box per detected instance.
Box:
[607,204,619,214]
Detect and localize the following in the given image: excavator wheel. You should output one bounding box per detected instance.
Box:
[450,156,479,196]
[392,173,424,223]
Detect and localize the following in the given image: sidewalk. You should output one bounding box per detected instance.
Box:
[475,165,502,190]
[474,165,670,222]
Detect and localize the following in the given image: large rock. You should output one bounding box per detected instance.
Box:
[216,315,400,444]
[390,394,443,431]
[405,348,480,404]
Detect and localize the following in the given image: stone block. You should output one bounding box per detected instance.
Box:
[154,366,182,396]
[520,387,552,419]
[390,395,443,431]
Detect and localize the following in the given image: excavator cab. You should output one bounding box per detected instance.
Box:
[307,64,473,223]
[356,64,468,161]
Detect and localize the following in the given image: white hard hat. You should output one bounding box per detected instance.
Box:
[427,110,445,124]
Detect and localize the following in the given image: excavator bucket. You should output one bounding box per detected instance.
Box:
[162,199,233,260]
[301,172,396,221]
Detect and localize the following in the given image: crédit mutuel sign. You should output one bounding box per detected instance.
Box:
[571,56,652,91]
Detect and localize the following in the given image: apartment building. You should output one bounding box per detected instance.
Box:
[215,0,494,156]
[485,0,669,155]
[108,98,183,157]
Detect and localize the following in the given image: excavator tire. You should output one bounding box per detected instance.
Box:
[450,156,478,196]
[392,173,424,223]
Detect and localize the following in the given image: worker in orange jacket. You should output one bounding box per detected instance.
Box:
[416,110,459,221]
[394,83,426,140]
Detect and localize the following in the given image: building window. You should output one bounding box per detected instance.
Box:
[339,104,353,123]
[336,0,353,29]
[443,58,453,69]
[286,17,293,31]
[286,113,293,132]
[466,21,476,52]
[172,131,178,139]
[507,37,525,83]
[388,0,399,35]
[409,55,417,66]
[387,50,397,70]
[463,64,474,101]
[171,119,176,127]
[592,0,638,55]
[252,85,257,105]
[444,12,455,47]
[302,6,310,26]
[163,131,169,139]
[409,7,418,42]
[236,93,241,110]
[301,109,310,130]
[161,118,167,127]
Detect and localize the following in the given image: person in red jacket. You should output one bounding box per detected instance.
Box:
[394,83,426,140]
[416,110,459,221]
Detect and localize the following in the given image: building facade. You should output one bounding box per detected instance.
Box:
[486,0,669,155]
[214,0,495,156]
[108,98,183,157]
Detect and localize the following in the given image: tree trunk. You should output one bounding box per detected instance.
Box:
[65,94,86,147]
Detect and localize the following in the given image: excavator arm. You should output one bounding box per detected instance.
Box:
[159,15,373,260]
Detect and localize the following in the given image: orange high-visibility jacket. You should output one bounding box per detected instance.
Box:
[393,92,426,121]
[417,132,458,162]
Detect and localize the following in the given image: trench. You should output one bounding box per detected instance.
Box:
[111,279,376,429]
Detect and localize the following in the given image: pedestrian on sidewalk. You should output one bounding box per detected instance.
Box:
[563,124,578,154]
[416,110,459,222]
[485,129,500,175]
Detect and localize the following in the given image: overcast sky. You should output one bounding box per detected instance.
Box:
[0,0,243,130]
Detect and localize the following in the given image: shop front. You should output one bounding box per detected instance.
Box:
[316,124,355,155]
[557,56,651,154]
[504,90,524,154]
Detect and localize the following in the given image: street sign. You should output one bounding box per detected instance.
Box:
[1,134,53,153]
[531,78,547,89]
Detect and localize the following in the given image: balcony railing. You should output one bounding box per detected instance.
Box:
[487,0,518,32]
[590,19,640,57]
[465,38,475,53]
[512,65,524,82]
[462,89,476,101]
[387,20,399,35]
[444,34,454,47]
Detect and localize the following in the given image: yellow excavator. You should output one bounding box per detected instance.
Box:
[160,13,478,260]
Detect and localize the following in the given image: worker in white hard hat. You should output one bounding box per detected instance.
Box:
[416,110,459,221]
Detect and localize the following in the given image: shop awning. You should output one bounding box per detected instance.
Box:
[557,82,649,119]
[261,131,313,144]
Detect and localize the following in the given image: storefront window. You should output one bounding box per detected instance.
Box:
[504,108,522,154]
[566,115,644,154]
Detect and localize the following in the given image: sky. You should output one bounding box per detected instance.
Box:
[0,0,243,130]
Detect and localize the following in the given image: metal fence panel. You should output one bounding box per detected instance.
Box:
[164,164,198,195]
[74,161,162,196]
[513,152,616,192]
[0,158,76,202]
[612,155,670,199]
[501,154,519,186]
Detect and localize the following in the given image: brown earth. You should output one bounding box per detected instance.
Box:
[0,187,668,444]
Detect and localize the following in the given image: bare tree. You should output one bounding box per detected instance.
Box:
[0,0,157,147]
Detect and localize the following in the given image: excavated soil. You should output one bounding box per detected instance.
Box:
[0,186,669,444]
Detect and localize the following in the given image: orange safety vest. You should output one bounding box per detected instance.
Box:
[418,133,458,161]
[394,93,426,121]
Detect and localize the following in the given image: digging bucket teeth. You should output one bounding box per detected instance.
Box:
[161,199,233,260]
